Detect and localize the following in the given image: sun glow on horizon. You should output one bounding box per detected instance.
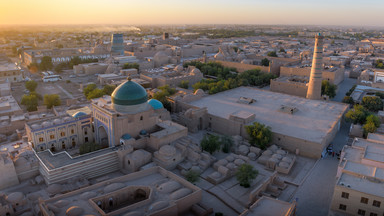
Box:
[1,0,384,26]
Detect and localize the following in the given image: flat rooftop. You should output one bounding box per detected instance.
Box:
[36,147,116,170]
[0,96,22,115]
[338,172,384,198]
[0,63,18,71]
[40,166,201,216]
[241,196,295,216]
[188,87,348,144]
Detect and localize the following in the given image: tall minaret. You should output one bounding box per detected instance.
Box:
[306,33,324,100]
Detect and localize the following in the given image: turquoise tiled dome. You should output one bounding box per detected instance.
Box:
[111,79,148,106]
[148,99,164,110]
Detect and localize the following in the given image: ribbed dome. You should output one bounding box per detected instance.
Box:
[111,79,148,106]
[72,111,87,118]
[148,99,164,110]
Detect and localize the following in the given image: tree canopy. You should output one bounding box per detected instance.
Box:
[39,56,53,71]
[245,122,272,150]
[122,63,140,70]
[261,58,270,67]
[345,104,370,125]
[236,164,258,188]
[361,96,383,112]
[43,94,61,109]
[25,80,38,92]
[21,94,38,112]
[267,51,277,57]
[200,134,221,154]
[321,80,337,98]
[83,84,116,100]
[178,80,189,89]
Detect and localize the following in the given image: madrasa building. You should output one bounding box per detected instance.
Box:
[25,78,188,185]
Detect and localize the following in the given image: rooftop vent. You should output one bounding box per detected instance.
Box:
[280,105,298,114]
[237,97,256,105]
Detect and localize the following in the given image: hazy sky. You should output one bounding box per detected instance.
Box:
[1,0,383,26]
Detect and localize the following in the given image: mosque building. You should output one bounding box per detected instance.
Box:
[25,78,187,184]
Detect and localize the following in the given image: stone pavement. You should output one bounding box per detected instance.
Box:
[332,69,357,103]
[290,113,351,216]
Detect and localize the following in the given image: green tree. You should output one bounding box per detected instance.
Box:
[221,135,233,153]
[185,170,199,183]
[279,48,286,53]
[21,94,38,112]
[346,85,357,96]
[345,105,370,125]
[43,94,61,109]
[236,164,258,188]
[321,80,337,98]
[267,51,277,57]
[261,58,270,66]
[366,114,380,128]
[200,134,221,154]
[342,96,354,105]
[39,56,53,71]
[83,84,97,98]
[375,92,384,99]
[245,122,272,150]
[87,88,105,100]
[363,121,377,138]
[122,63,140,70]
[102,85,116,96]
[362,96,383,112]
[178,80,189,89]
[153,85,177,111]
[25,80,38,92]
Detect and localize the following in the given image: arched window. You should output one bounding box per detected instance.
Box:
[140,116,143,121]
[109,197,113,207]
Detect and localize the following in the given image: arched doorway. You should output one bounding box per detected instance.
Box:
[98,126,109,148]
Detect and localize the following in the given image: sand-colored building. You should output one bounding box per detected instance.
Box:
[240,196,296,216]
[140,65,203,88]
[330,135,384,216]
[39,166,202,216]
[174,87,348,158]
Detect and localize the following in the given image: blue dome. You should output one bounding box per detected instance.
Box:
[111,79,148,106]
[72,111,87,118]
[140,130,147,135]
[148,99,164,110]
[121,133,132,140]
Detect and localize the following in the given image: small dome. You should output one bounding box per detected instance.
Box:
[190,68,201,75]
[42,121,52,128]
[157,181,181,193]
[72,111,87,118]
[214,52,225,60]
[170,188,192,200]
[6,192,24,203]
[53,119,62,124]
[111,79,148,106]
[174,65,183,72]
[148,99,164,110]
[54,199,70,208]
[159,145,176,156]
[121,134,132,140]
[47,184,62,194]
[31,124,41,130]
[194,89,204,96]
[79,191,97,200]
[66,206,84,216]
[140,130,147,135]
